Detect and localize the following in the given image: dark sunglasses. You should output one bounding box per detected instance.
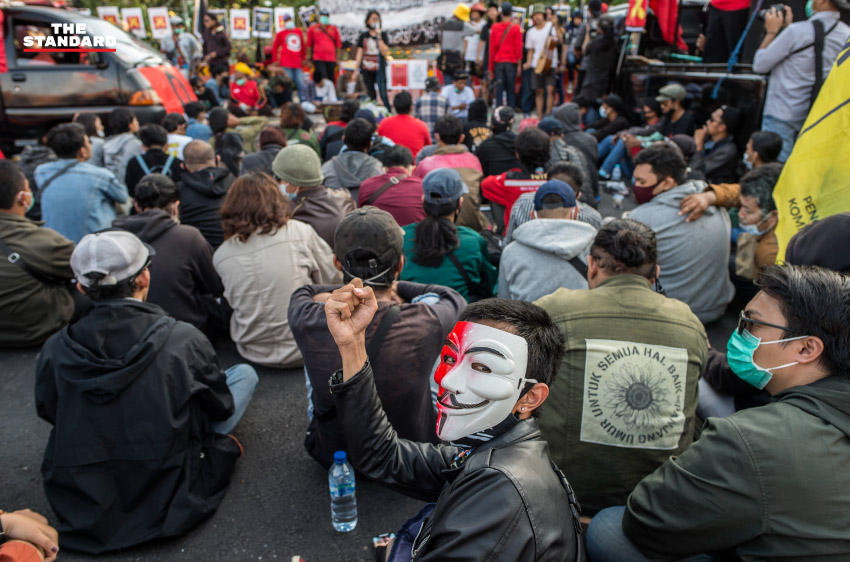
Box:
[736,312,799,336]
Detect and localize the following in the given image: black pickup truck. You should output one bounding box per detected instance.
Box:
[0,3,196,154]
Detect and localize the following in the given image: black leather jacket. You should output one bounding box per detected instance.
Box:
[331,362,585,562]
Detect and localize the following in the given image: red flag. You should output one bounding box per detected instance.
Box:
[626,0,648,31]
[649,0,687,51]
[0,11,8,73]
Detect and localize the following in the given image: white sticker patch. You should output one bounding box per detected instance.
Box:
[580,339,688,450]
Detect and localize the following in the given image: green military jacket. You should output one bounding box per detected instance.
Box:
[535,274,708,514]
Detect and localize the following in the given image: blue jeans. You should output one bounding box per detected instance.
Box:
[761,114,799,163]
[600,138,635,179]
[587,507,716,562]
[283,67,306,103]
[493,62,517,109]
[210,364,259,435]
[598,134,616,161]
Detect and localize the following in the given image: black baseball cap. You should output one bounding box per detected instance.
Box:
[334,207,404,285]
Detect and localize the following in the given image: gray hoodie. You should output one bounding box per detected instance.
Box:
[553,103,598,166]
[629,180,734,323]
[103,133,143,184]
[321,151,383,191]
[498,218,596,302]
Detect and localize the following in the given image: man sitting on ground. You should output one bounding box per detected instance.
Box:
[124,124,182,197]
[326,289,584,560]
[587,264,850,561]
[413,76,452,136]
[289,207,465,466]
[162,112,193,159]
[177,140,235,249]
[273,144,355,249]
[691,105,742,184]
[0,160,77,348]
[321,118,384,200]
[36,123,128,243]
[377,91,433,159]
[358,145,426,226]
[415,114,489,231]
[36,230,257,554]
[113,173,225,338]
[538,116,598,200]
[499,180,596,301]
[477,105,524,177]
[184,100,214,141]
[536,219,707,515]
[629,143,734,323]
[241,126,287,176]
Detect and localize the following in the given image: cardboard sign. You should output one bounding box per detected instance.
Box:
[121,7,146,39]
[230,9,251,39]
[96,6,120,26]
[148,7,172,39]
[253,7,273,38]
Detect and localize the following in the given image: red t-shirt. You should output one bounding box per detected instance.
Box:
[488,21,523,72]
[358,168,427,226]
[307,24,342,62]
[272,28,306,69]
[377,114,433,158]
[230,79,261,108]
[710,0,751,10]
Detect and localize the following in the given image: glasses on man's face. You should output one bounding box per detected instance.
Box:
[736,311,798,336]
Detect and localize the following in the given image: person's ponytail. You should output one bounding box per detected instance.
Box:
[413,200,460,267]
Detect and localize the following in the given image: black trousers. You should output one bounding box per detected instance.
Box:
[314,60,337,82]
[703,6,750,63]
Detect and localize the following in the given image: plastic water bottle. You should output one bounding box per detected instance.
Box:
[329,451,357,532]
[612,165,622,182]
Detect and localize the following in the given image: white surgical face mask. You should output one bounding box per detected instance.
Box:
[285,20,294,29]
[599,105,608,118]
[743,153,753,170]
[434,322,533,442]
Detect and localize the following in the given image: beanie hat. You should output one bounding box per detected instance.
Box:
[272,144,323,187]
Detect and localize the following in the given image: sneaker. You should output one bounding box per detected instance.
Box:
[567,82,574,94]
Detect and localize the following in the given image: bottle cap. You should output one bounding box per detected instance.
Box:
[334,451,347,464]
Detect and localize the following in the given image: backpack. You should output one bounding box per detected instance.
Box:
[135,154,176,177]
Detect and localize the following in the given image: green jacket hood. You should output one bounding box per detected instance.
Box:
[774,376,850,438]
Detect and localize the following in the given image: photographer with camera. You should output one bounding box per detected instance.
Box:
[752,0,850,161]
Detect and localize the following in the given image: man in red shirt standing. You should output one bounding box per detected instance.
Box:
[489,2,523,110]
[306,9,342,87]
[271,13,306,102]
[377,92,433,158]
[702,0,751,63]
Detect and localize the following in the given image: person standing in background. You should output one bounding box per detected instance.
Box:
[271,13,307,103]
[702,0,752,63]
[464,3,488,78]
[353,11,391,108]
[489,1,523,109]
[307,9,342,87]
[476,2,500,104]
[202,13,231,70]
[440,4,479,85]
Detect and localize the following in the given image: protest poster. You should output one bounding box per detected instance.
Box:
[275,7,296,33]
[298,6,318,28]
[148,7,172,39]
[388,59,428,90]
[230,9,251,40]
[253,7,273,38]
[121,7,146,39]
[96,6,120,26]
[208,9,228,32]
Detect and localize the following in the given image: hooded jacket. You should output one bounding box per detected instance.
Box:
[103,132,144,184]
[241,143,284,176]
[331,362,584,561]
[321,151,383,191]
[624,376,850,561]
[498,219,595,302]
[35,300,240,554]
[290,185,356,249]
[415,145,490,232]
[112,209,223,330]
[553,104,599,166]
[177,166,235,249]
[629,180,734,323]
[0,213,74,347]
[476,131,525,178]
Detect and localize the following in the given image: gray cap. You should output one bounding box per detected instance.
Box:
[71,230,154,287]
[334,207,404,284]
[656,83,687,102]
[423,168,468,204]
[272,144,323,187]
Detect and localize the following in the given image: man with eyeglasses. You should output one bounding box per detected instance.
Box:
[690,105,742,184]
[35,230,257,553]
[587,263,850,561]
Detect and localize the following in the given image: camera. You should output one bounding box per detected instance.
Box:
[757,3,786,20]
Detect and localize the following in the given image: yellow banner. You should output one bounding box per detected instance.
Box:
[774,39,850,260]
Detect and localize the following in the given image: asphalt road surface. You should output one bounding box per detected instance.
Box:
[0,191,741,562]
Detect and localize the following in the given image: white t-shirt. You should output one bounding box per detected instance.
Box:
[525,23,557,67]
[464,19,486,62]
[441,84,476,119]
[167,133,192,160]
[315,79,338,102]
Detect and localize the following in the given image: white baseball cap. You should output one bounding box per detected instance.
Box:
[71,230,154,287]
